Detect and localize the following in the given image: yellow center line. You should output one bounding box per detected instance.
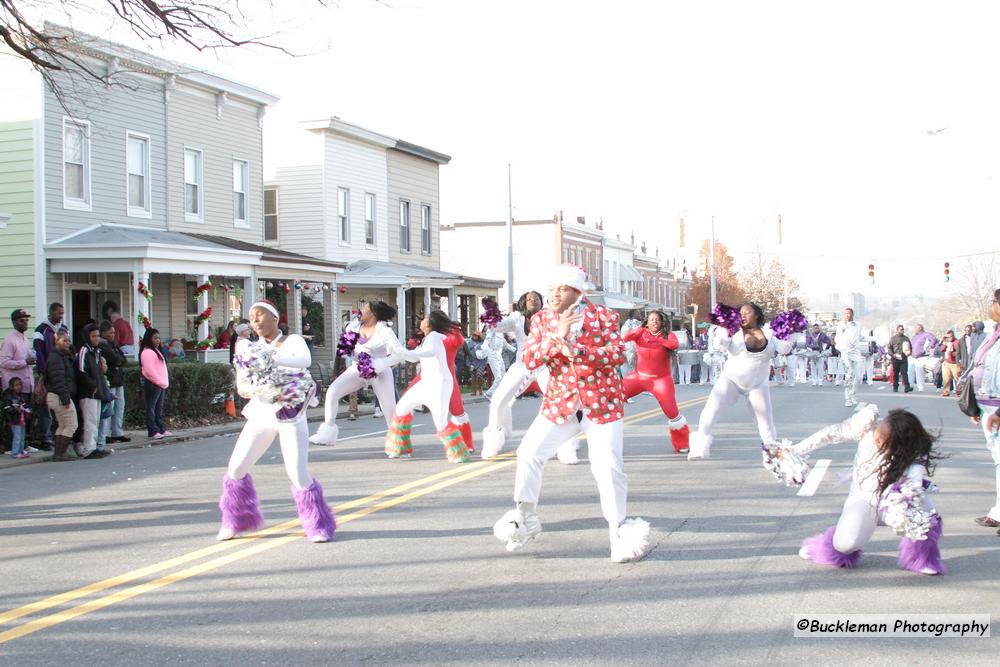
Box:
[0,394,707,644]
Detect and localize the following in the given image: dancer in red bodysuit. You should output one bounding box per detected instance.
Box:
[621,310,690,454]
[407,323,474,451]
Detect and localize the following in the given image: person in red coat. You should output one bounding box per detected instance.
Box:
[622,310,690,453]
[492,264,651,563]
[405,322,474,452]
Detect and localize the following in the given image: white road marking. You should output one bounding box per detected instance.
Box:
[796,459,831,497]
[324,424,424,443]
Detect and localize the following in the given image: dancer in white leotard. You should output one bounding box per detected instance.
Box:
[688,303,793,460]
[310,300,402,447]
[218,301,335,543]
[384,310,469,463]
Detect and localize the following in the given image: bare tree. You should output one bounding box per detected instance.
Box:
[1,1,327,100]
[947,252,1000,322]
[739,249,802,316]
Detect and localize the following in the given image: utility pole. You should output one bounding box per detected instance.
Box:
[709,216,717,307]
[507,163,514,305]
[779,213,788,310]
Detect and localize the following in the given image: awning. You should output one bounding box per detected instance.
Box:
[620,265,643,282]
[588,291,641,310]
[338,259,464,289]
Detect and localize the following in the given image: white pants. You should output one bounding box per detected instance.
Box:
[790,356,805,383]
[981,406,1000,521]
[827,357,842,384]
[697,377,777,444]
[227,417,313,489]
[864,355,876,384]
[79,397,100,457]
[396,372,453,432]
[486,360,538,436]
[323,366,396,430]
[699,361,712,384]
[514,414,627,529]
[678,364,692,385]
[842,354,864,404]
[832,489,879,554]
[484,357,506,397]
[907,357,927,391]
[809,357,826,385]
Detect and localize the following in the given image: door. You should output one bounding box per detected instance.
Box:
[71,289,94,342]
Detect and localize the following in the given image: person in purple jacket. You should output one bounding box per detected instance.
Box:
[32,303,69,449]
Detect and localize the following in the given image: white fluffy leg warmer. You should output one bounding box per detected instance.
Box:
[610,518,652,563]
[309,422,339,447]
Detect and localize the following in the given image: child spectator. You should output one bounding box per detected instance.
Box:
[2,377,32,458]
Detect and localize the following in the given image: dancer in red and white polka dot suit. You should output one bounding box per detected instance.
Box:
[492,264,651,563]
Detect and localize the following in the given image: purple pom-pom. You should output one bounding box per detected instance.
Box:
[356,351,376,380]
[479,297,504,328]
[710,303,741,336]
[771,309,808,341]
[337,330,360,357]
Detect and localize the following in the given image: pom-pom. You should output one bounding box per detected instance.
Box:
[878,478,939,541]
[337,330,360,357]
[762,440,810,487]
[479,297,504,328]
[710,303,741,335]
[356,351,376,379]
[234,340,316,421]
[770,309,808,341]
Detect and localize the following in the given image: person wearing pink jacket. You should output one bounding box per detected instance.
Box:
[139,328,170,439]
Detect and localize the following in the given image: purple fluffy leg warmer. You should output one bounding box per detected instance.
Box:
[898,516,945,575]
[292,479,337,542]
[219,473,264,535]
[801,526,863,568]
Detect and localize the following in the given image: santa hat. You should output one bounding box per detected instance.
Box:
[549,264,588,294]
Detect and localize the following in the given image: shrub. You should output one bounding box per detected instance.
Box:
[122,361,234,429]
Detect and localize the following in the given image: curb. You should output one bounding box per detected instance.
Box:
[0,394,489,471]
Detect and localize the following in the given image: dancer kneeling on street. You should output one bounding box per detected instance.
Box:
[218,301,335,543]
[493,264,651,563]
[764,404,945,575]
[688,303,799,460]
[384,310,469,463]
[621,310,689,454]
[310,300,402,447]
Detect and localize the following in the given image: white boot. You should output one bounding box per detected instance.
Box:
[610,518,651,563]
[687,432,712,460]
[309,422,339,446]
[481,425,506,459]
[493,506,542,552]
[556,439,579,465]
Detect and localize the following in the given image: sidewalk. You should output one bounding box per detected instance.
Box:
[0,395,489,470]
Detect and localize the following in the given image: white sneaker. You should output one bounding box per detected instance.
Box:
[481,426,505,459]
[610,518,651,563]
[799,546,811,560]
[373,407,383,418]
[493,509,542,552]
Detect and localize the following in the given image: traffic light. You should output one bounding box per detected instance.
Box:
[868,263,875,283]
[944,262,950,282]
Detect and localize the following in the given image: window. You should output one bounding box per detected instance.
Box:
[126,132,151,217]
[421,204,431,254]
[185,281,199,315]
[63,119,90,209]
[233,160,249,226]
[399,200,410,252]
[338,188,350,243]
[264,188,278,241]
[184,148,203,222]
[365,193,376,246]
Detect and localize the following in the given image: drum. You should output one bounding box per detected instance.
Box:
[678,350,701,366]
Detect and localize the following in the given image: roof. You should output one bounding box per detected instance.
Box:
[50,224,235,251]
[339,260,464,288]
[300,118,450,164]
[43,23,279,106]
[185,234,346,271]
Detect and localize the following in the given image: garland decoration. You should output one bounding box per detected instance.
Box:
[137,282,153,302]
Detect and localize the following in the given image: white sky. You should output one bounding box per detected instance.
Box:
[9,0,1000,299]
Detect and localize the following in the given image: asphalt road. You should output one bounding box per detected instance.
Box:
[0,381,997,665]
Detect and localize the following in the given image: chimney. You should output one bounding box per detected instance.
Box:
[641,241,647,254]
[554,210,563,223]
[577,216,586,225]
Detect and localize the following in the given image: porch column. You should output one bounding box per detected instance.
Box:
[396,286,407,341]
[329,282,340,340]
[447,287,457,320]
[290,282,303,335]
[423,286,431,316]
[242,274,257,318]
[196,274,209,341]
[134,267,151,358]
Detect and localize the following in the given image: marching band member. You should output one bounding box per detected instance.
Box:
[835,308,866,407]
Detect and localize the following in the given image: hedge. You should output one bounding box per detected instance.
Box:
[121,360,234,429]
